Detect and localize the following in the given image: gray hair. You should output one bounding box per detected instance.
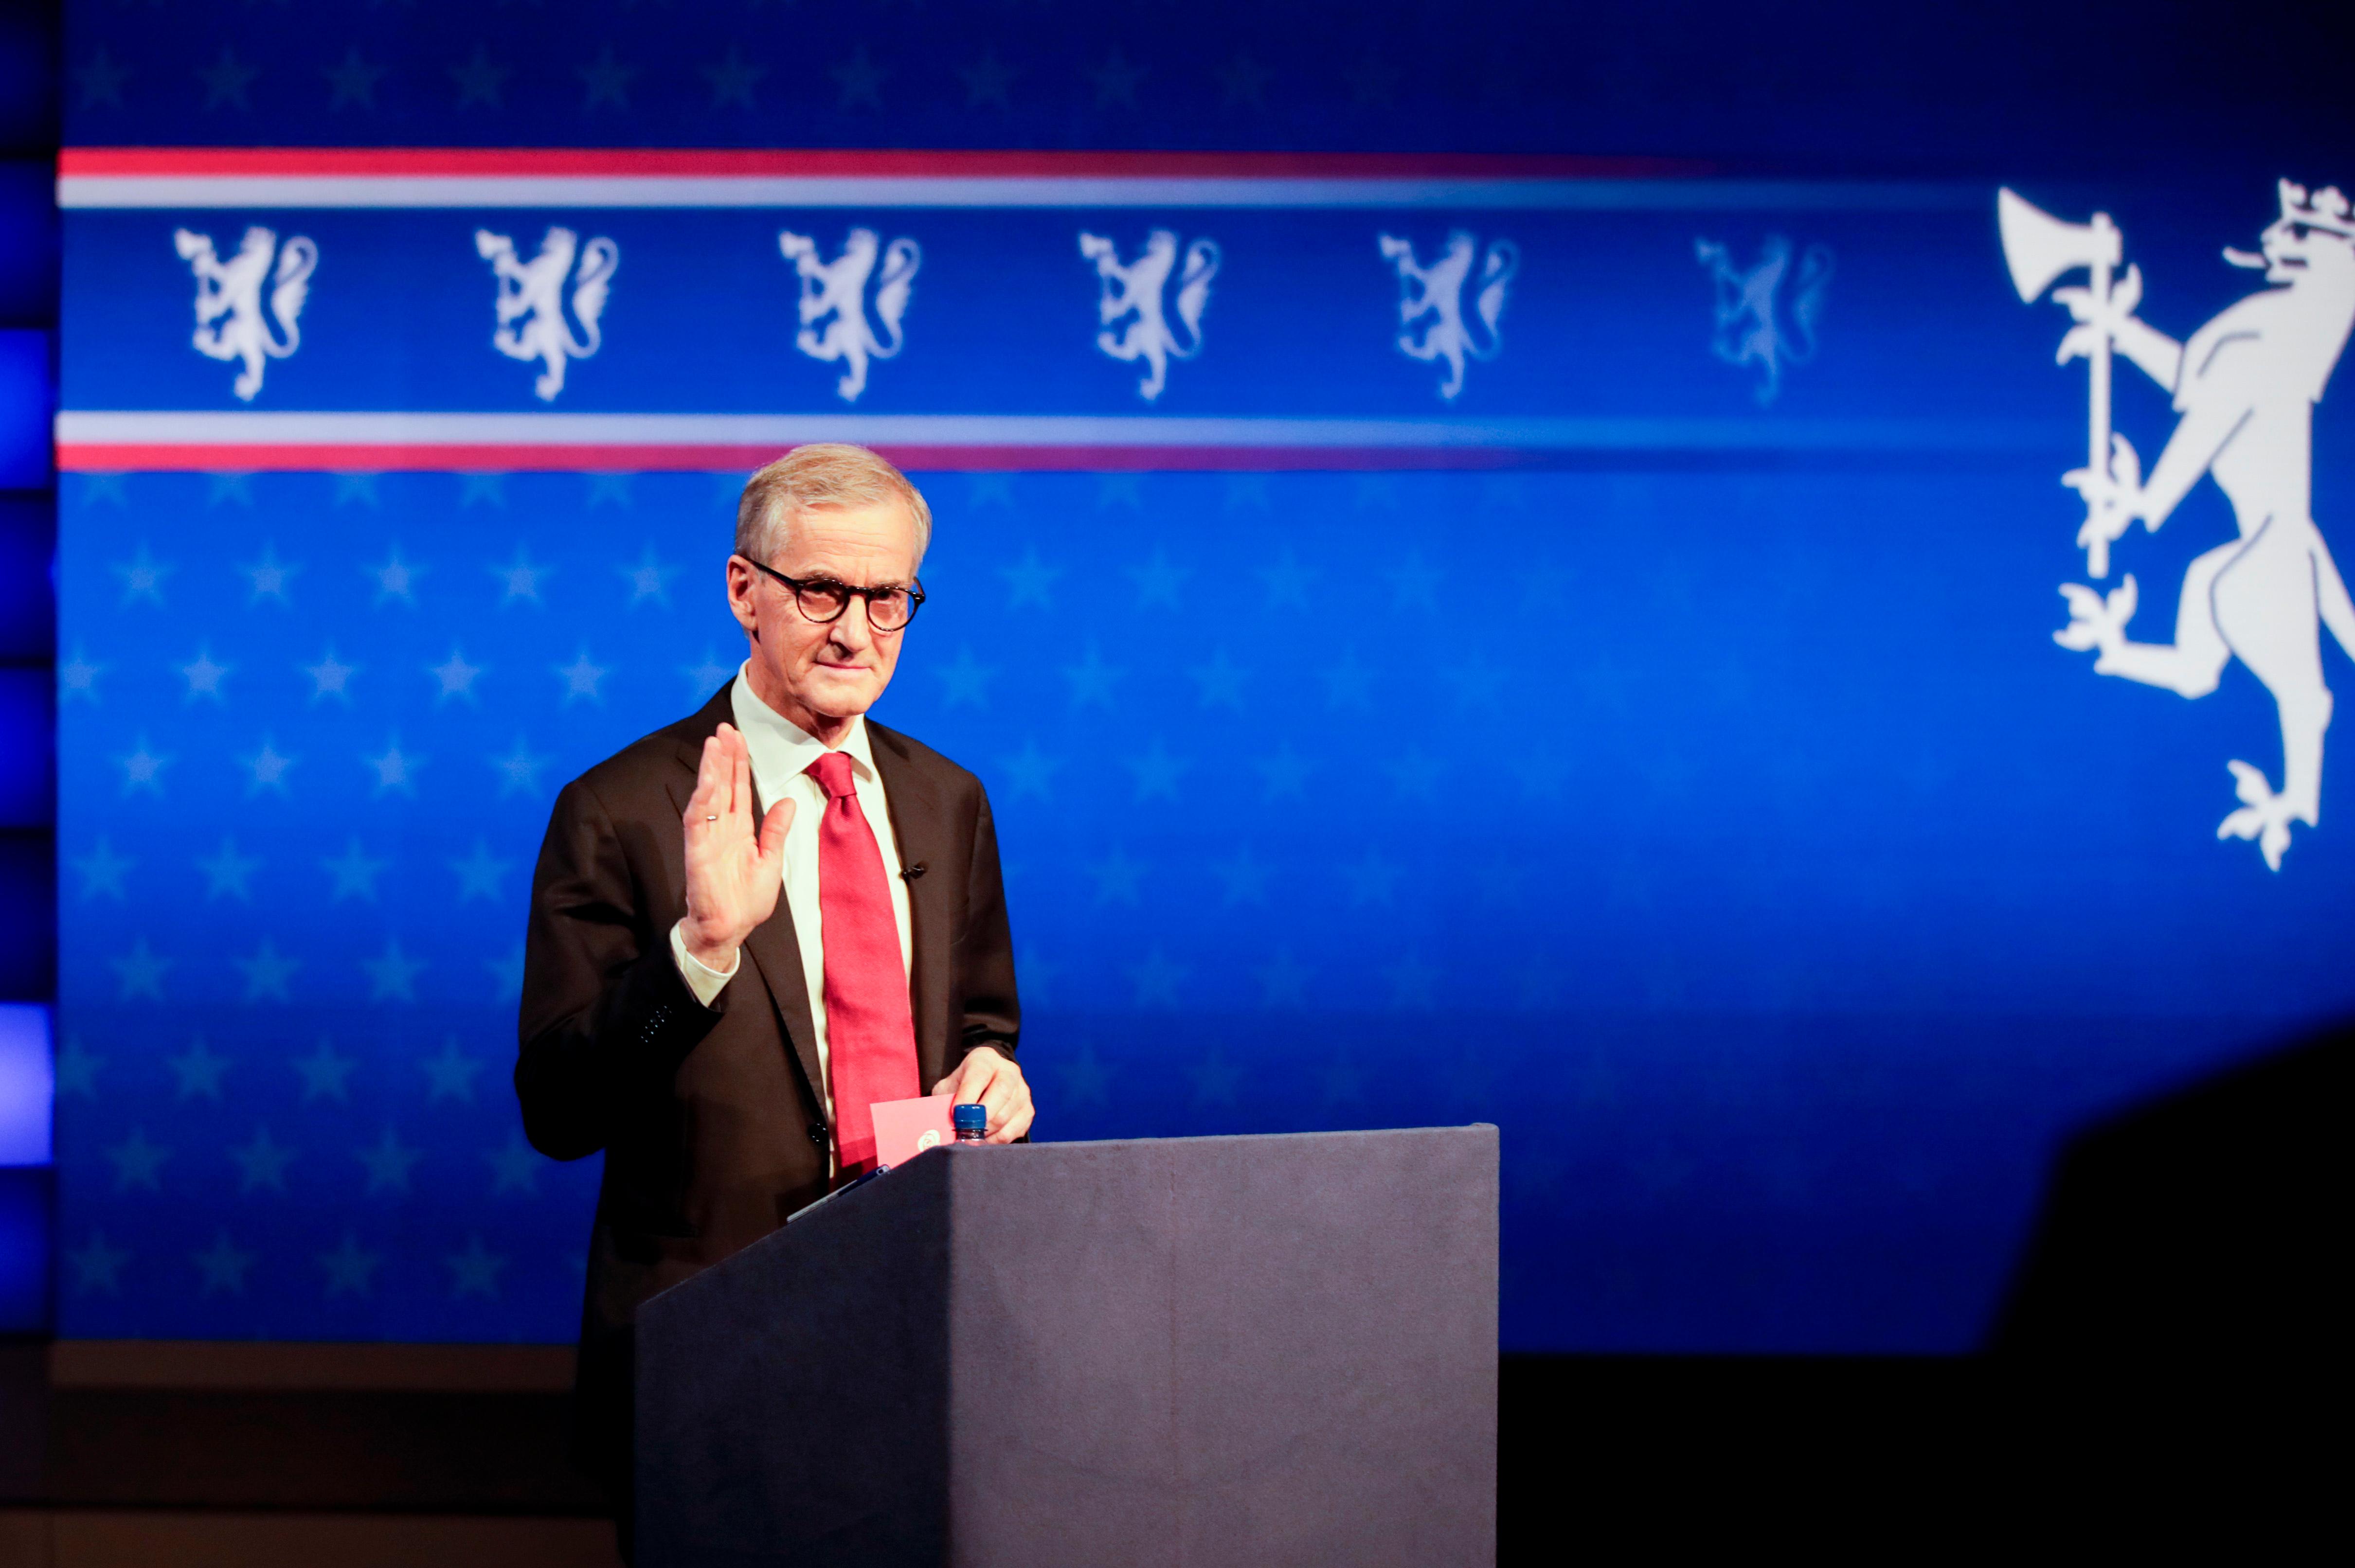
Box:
[734,444,933,570]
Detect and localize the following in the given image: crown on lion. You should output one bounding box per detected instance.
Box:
[2278,179,2355,236]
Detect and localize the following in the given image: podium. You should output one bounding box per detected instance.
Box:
[635,1126,1497,1567]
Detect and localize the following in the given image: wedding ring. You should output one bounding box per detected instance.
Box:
[705,814,719,821]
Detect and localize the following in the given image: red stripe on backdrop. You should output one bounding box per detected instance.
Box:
[55,442,1533,473]
[57,147,1707,180]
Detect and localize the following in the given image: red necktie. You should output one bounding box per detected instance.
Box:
[806,750,918,1177]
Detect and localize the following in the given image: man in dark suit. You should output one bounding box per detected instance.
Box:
[515,444,1030,1541]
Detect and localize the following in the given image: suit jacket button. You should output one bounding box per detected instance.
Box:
[807,1123,827,1146]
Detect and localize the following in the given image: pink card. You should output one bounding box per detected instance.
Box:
[869,1092,958,1169]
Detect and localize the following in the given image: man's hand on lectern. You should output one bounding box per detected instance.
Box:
[680,722,794,974]
[935,1046,1034,1143]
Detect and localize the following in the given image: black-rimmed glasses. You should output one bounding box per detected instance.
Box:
[739,557,925,631]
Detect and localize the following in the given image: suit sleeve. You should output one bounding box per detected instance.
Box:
[515,777,721,1161]
[957,782,1022,1064]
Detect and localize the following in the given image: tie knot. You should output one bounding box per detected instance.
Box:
[806,749,859,801]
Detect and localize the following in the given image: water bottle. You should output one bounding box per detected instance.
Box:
[953,1103,988,1143]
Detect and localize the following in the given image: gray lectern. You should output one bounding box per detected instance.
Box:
[635,1125,1497,1567]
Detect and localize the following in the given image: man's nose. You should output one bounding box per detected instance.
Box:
[830,603,875,651]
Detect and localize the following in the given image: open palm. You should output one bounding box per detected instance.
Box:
[680,722,793,969]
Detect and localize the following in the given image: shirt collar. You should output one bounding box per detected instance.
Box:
[730,662,877,787]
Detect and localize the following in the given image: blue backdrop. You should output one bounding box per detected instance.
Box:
[49,0,2355,1351]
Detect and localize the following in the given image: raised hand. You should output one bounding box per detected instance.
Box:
[679,723,793,972]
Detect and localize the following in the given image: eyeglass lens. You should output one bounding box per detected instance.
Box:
[797,580,915,630]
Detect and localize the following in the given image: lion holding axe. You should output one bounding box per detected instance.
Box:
[2004,180,2355,869]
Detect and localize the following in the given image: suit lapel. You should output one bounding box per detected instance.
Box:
[869,723,955,1091]
[665,683,828,1116]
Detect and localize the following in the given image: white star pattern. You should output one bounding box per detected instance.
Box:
[554,650,608,705]
[1085,846,1145,906]
[449,841,513,903]
[578,45,637,110]
[996,741,1064,803]
[445,1235,509,1299]
[75,48,131,109]
[117,737,171,796]
[1256,948,1312,1008]
[1258,550,1316,610]
[1063,644,1126,710]
[622,547,678,607]
[110,939,172,1001]
[429,649,485,704]
[231,1126,298,1193]
[104,1128,172,1191]
[356,1126,424,1194]
[318,1232,382,1298]
[682,649,737,698]
[322,839,388,903]
[703,44,767,109]
[1128,547,1191,609]
[166,1036,232,1101]
[112,544,173,606]
[1320,649,1375,711]
[831,45,886,109]
[1254,745,1313,801]
[368,547,425,606]
[449,46,507,108]
[235,939,301,1004]
[241,737,297,795]
[364,737,425,797]
[304,648,358,703]
[490,736,551,798]
[1059,1043,1110,1108]
[1186,649,1250,711]
[486,1135,542,1195]
[68,1233,131,1296]
[1125,946,1189,1008]
[72,838,135,901]
[1210,847,1270,906]
[1189,1049,1240,1106]
[363,940,427,1002]
[1384,952,1439,1010]
[486,946,525,1002]
[489,548,544,603]
[198,837,261,901]
[1086,47,1146,108]
[59,647,108,705]
[1344,849,1402,908]
[999,547,1061,610]
[936,645,997,709]
[1123,739,1191,803]
[198,48,258,111]
[422,1037,485,1103]
[322,49,386,110]
[241,544,300,605]
[55,1037,103,1099]
[958,49,1015,108]
[179,646,232,703]
[293,1039,357,1104]
[193,1231,257,1295]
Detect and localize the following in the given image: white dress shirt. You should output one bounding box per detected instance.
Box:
[668,666,915,1126]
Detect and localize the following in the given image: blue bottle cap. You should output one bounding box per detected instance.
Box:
[953,1103,988,1133]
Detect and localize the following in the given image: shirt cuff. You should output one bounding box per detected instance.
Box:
[670,920,737,1009]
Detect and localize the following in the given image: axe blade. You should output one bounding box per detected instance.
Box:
[1998,187,2121,302]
